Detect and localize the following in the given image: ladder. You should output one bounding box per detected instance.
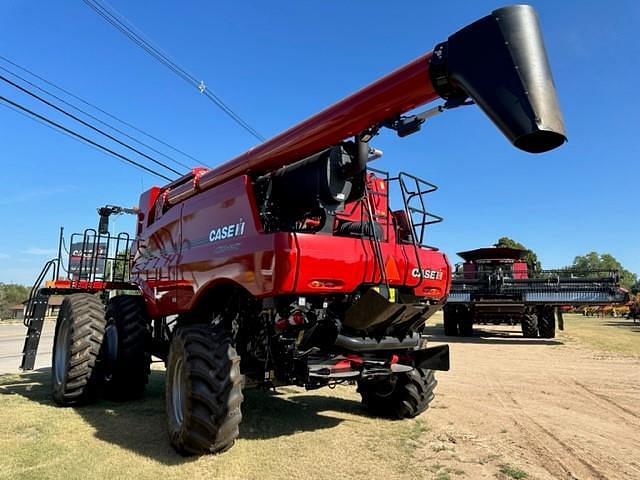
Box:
[20,259,57,370]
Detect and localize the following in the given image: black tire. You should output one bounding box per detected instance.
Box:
[166,326,243,455]
[52,293,106,406]
[521,312,539,338]
[102,295,152,400]
[443,307,459,336]
[458,310,474,337]
[358,368,437,419]
[538,306,556,339]
[458,317,474,336]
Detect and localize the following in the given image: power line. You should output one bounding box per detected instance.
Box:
[0,63,192,172]
[0,73,182,177]
[0,54,201,166]
[87,0,267,142]
[0,94,172,181]
[84,0,263,139]
[83,0,266,142]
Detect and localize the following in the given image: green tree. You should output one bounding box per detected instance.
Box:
[568,252,637,290]
[494,237,541,272]
[0,283,30,319]
[105,251,130,282]
[113,251,130,281]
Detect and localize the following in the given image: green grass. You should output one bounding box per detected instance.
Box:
[560,314,640,356]
[498,464,528,479]
[0,368,436,480]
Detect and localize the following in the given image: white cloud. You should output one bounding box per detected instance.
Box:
[0,253,10,259]
[21,247,56,256]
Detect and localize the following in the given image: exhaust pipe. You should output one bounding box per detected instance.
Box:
[430,4,566,153]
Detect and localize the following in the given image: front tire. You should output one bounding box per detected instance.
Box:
[166,326,243,455]
[358,368,437,418]
[102,295,152,400]
[52,293,106,406]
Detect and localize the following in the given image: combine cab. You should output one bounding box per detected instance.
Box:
[22,5,568,455]
[444,247,629,338]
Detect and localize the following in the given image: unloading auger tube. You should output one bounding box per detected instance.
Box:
[165,4,566,205]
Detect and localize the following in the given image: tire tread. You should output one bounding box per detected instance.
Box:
[166,326,243,456]
[52,293,105,406]
[358,368,437,419]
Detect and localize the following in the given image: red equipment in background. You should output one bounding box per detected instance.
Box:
[445,247,629,338]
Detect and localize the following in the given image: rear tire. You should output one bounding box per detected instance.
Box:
[166,326,243,456]
[521,312,539,338]
[537,306,556,339]
[52,293,106,406]
[358,368,437,418]
[102,295,152,400]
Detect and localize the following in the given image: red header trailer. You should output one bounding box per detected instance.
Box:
[446,247,629,338]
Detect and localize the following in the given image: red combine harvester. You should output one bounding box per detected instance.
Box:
[22,5,567,454]
[444,247,629,338]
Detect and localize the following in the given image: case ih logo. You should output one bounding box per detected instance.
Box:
[71,247,105,257]
[412,268,443,280]
[209,219,246,243]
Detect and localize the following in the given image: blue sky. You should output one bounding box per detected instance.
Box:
[0,1,638,285]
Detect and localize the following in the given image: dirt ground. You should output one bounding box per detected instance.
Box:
[1,313,639,479]
[420,315,640,479]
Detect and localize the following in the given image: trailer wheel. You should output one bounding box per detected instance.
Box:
[521,312,539,338]
[538,306,556,339]
[52,293,106,406]
[443,307,459,336]
[459,317,473,336]
[102,295,152,400]
[458,311,474,337]
[166,325,243,456]
[358,368,437,418]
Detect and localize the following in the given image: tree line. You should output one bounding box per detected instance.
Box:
[0,283,30,320]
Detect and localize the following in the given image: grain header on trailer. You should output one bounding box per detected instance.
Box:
[444,246,629,337]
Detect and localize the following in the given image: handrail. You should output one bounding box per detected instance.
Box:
[23,258,58,327]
